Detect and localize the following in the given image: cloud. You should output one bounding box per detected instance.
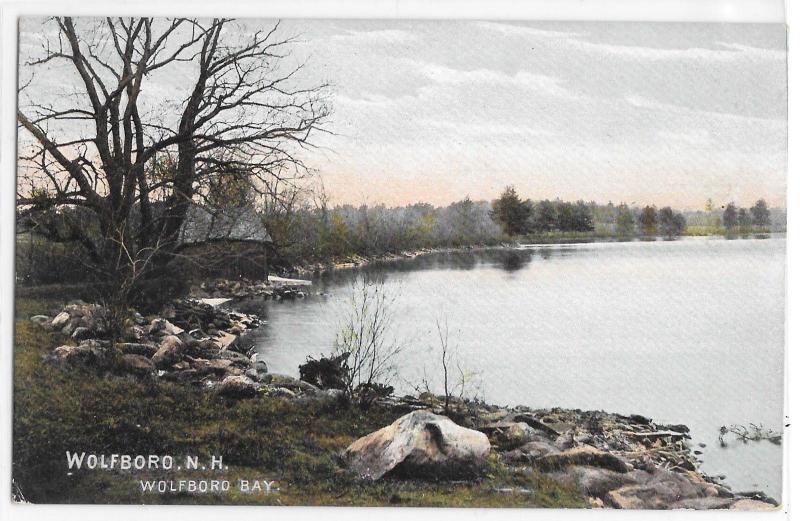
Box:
[415,62,586,101]
[571,38,785,62]
[330,28,417,44]
[473,21,585,39]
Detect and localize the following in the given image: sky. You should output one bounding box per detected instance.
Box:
[18,18,788,210]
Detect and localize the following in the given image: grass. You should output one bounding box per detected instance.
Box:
[12,296,587,507]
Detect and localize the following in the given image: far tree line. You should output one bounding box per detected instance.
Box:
[490,186,774,239]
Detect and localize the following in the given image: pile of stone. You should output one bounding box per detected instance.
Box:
[32,302,111,341]
[190,277,311,300]
[191,279,275,299]
[33,299,267,385]
[341,398,778,511]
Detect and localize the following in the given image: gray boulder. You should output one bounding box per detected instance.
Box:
[51,311,71,329]
[342,410,491,480]
[151,335,185,369]
[216,375,257,399]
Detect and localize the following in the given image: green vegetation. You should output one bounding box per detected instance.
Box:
[13,297,585,507]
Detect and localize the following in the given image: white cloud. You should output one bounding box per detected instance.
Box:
[330,29,417,44]
[568,38,784,62]
[473,21,585,39]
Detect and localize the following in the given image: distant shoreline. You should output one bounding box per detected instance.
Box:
[290,231,781,277]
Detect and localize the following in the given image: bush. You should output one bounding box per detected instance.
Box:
[298,353,349,390]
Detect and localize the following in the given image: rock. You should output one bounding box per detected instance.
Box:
[190,358,232,376]
[604,468,714,509]
[118,343,158,357]
[627,414,652,425]
[217,350,251,367]
[342,410,491,480]
[261,386,297,399]
[265,373,299,385]
[124,325,147,342]
[672,497,735,509]
[658,423,691,434]
[120,354,155,377]
[149,318,184,337]
[266,375,320,395]
[71,326,93,340]
[223,366,244,378]
[45,342,109,368]
[171,361,190,371]
[512,413,561,438]
[501,440,560,463]
[534,446,629,473]
[216,375,257,399]
[185,339,221,359]
[30,315,51,328]
[162,369,202,383]
[151,335,185,369]
[588,497,604,508]
[251,356,268,374]
[500,422,545,448]
[729,499,777,511]
[552,466,642,498]
[213,331,237,349]
[51,311,71,329]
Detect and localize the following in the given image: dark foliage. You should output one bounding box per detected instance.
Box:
[299,353,349,390]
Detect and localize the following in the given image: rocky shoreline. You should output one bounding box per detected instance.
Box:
[290,245,511,276]
[28,295,778,510]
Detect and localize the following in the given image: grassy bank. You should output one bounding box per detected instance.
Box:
[13,297,586,507]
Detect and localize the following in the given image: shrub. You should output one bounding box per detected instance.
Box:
[298,353,349,390]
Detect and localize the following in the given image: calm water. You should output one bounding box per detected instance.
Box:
[247,237,785,499]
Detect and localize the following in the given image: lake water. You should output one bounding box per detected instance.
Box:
[248,236,786,500]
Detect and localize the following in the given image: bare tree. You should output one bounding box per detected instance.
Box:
[17,17,330,317]
[414,316,479,414]
[333,275,403,407]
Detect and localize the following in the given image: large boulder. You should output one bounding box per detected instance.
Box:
[151,335,185,369]
[342,410,491,480]
[216,375,257,399]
